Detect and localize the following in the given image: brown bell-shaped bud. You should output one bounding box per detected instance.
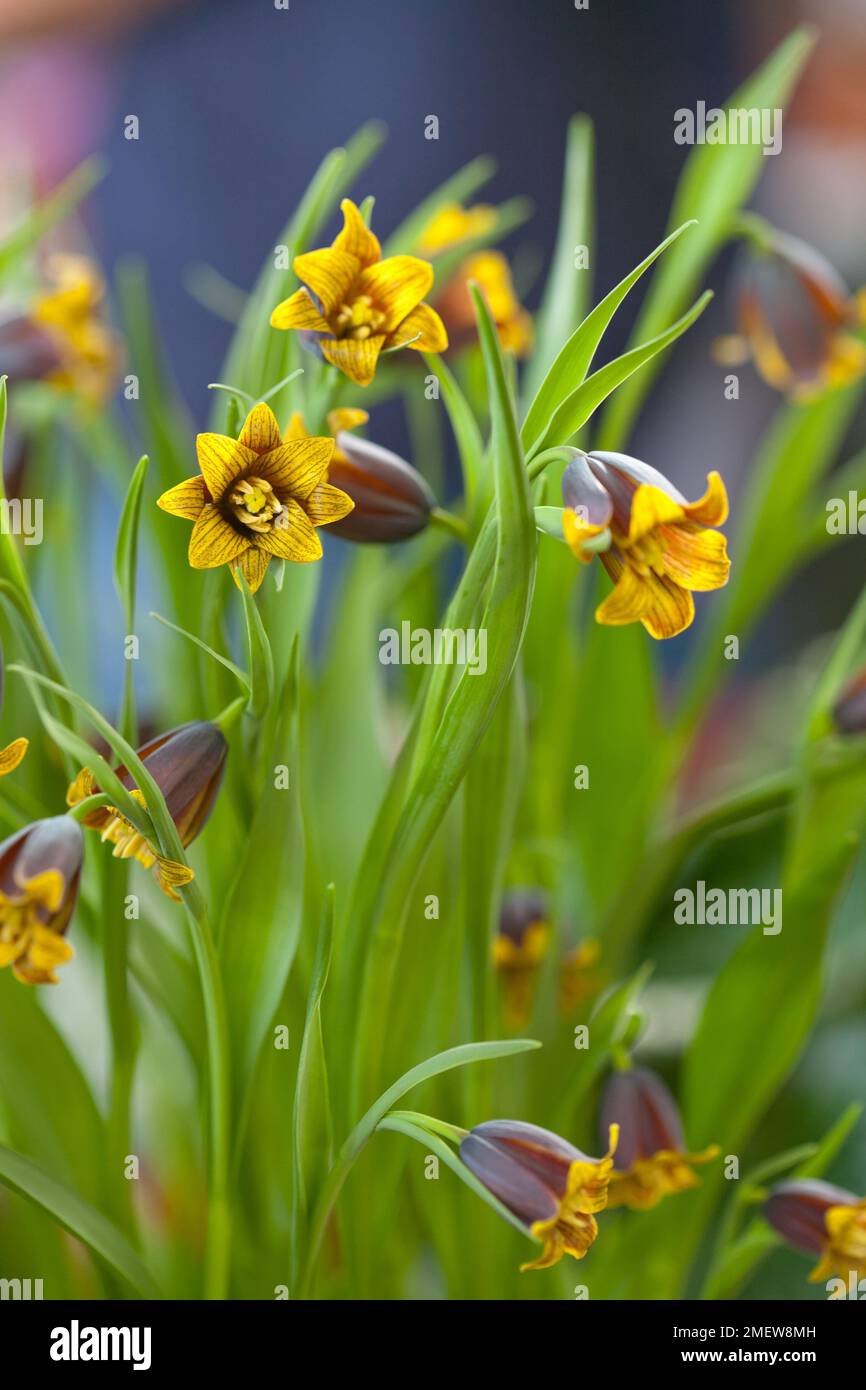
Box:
[459,1118,617,1270]
[832,667,866,734]
[0,315,63,385]
[66,721,228,899]
[764,1179,860,1255]
[326,433,436,542]
[0,815,84,984]
[600,1066,719,1210]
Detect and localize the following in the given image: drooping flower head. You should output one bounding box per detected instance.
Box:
[0,816,83,984]
[157,402,353,592]
[601,1065,719,1210]
[561,450,730,639]
[459,1119,618,1270]
[434,250,533,357]
[285,408,436,542]
[269,199,448,386]
[66,722,227,900]
[28,254,121,405]
[764,1180,866,1284]
[559,938,603,1017]
[718,229,866,400]
[492,888,552,1029]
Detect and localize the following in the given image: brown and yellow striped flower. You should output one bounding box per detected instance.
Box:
[29,254,120,405]
[66,722,227,901]
[157,402,352,592]
[765,1180,866,1284]
[492,889,551,1029]
[601,1066,718,1211]
[718,230,866,400]
[270,199,448,386]
[561,450,730,639]
[460,1119,618,1270]
[0,816,83,984]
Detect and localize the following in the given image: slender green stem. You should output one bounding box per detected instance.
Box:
[429,507,469,544]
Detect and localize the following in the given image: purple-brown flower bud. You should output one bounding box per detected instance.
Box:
[326,433,436,542]
[0,315,63,385]
[66,721,228,899]
[764,1179,866,1283]
[0,816,84,984]
[459,1118,617,1270]
[492,889,551,1029]
[832,667,866,734]
[601,1066,719,1210]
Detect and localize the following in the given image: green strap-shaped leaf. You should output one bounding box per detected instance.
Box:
[0,1143,162,1299]
[291,887,335,1281]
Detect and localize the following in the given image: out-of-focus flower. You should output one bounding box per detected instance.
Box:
[765,1180,866,1284]
[286,406,436,543]
[559,938,603,1017]
[434,250,533,357]
[28,254,121,404]
[561,451,730,640]
[492,888,551,1029]
[66,722,227,900]
[269,199,448,387]
[459,1119,618,1270]
[716,230,866,400]
[0,816,83,984]
[601,1065,719,1210]
[416,202,496,255]
[832,666,866,734]
[157,402,352,592]
[0,315,63,384]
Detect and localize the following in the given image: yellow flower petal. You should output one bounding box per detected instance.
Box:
[596,559,653,626]
[320,333,386,386]
[326,407,369,435]
[625,483,685,546]
[0,736,28,775]
[293,247,359,316]
[257,499,323,562]
[356,256,434,332]
[195,433,255,501]
[154,855,195,902]
[269,288,330,332]
[660,523,730,593]
[258,437,334,500]
[284,411,310,441]
[333,198,381,268]
[157,475,208,519]
[387,301,449,352]
[682,471,729,527]
[238,402,282,454]
[235,546,271,593]
[188,505,250,569]
[416,203,496,255]
[303,482,355,526]
[563,509,607,564]
[18,869,65,914]
[640,573,695,639]
[26,922,74,972]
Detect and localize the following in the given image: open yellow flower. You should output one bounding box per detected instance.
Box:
[416,202,496,255]
[435,250,533,357]
[561,450,730,640]
[269,199,448,386]
[157,402,353,592]
[29,253,120,405]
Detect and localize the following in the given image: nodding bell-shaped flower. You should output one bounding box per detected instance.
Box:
[459,1119,618,1270]
[433,250,533,357]
[715,229,866,401]
[561,450,730,639]
[66,722,227,900]
[28,253,121,405]
[492,888,552,1029]
[765,1180,866,1284]
[601,1065,719,1210]
[0,816,84,984]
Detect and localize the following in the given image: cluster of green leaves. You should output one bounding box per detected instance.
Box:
[0,22,864,1304]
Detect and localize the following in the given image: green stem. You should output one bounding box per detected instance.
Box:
[102,856,137,1236]
[429,507,469,544]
